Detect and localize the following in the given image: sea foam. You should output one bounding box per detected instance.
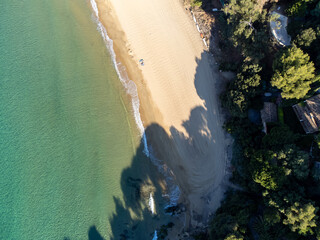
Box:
[90,0,149,156]
[149,192,156,215]
[152,230,158,240]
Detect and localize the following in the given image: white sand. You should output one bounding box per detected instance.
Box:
[96,0,228,224]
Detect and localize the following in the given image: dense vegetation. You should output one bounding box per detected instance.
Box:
[203,0,320,239]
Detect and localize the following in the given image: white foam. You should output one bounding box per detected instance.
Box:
[152,230,158,240]
[148,146,180,206]
[90,0,99,17]
[149,192,156,215]
[89,0,149,157]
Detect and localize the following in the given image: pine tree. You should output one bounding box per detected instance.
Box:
[283,202,318,235]
[271,46,316,99]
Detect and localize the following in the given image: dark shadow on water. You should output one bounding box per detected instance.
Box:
[64,225,105,240]
[88,226,105,240]
[109,127,173,240]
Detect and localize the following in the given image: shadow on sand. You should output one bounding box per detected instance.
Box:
[107,51,228,239]
[63,51,227,239]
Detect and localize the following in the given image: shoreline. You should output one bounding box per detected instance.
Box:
[92,0,163,129]
[93,0,229,231]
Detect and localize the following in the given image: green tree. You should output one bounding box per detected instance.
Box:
[271,46,316,99]
[311,164,320,181]
[252,167,280,190]
[223,0,269,61]
[264,208,281,226]
[283,202,318,235]
[222,63,262,117]
[315,134,320,149]
[311,1,320,17]
[252,215,278,240]
[210,192,253,239]
[315,226,320,240]
[190,0,202,7]
[275,145,310,180]
[262,125,298,148]
[286,0,313,16]
[250,151,287,190]
[224,0,262,26]
[210,213,241,239]
[285,147,309,180]
[224,117,263,149]
[234,63,262,96]
[224,233,244,240]
[222,89,248,117]
[294,28,317,47]
[263,183,306,213]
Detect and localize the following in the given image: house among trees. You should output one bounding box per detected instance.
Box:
[293,94,320,134]
[261,102,278,133]
[270,9,291,46]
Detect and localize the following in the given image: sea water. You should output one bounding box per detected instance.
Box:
[0,1,173,239]
[0,0,143,239]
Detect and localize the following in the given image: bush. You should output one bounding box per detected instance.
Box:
[294,28,317,47]
[278,107,284,124]
[190,0,202,7]
[286,0,312,16]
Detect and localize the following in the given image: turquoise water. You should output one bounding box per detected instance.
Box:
[0,1,144,239]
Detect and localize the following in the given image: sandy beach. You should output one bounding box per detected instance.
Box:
[95,0,228,226]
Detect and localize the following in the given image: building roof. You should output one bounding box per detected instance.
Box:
[261,102,278,123]
[293,94,320,134]
[270,11,291,46]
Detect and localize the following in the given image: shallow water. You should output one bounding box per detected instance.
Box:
[0,1,139,239]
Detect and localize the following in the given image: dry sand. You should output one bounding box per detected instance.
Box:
[95,0,228,226]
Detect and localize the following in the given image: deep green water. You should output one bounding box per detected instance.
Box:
[0,1,146,239]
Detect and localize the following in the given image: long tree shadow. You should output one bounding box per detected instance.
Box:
[109,50,228,238]
[64,225,105,240]
[109,124,174,240]
[167,52,227,220]
[88,226,105,240]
